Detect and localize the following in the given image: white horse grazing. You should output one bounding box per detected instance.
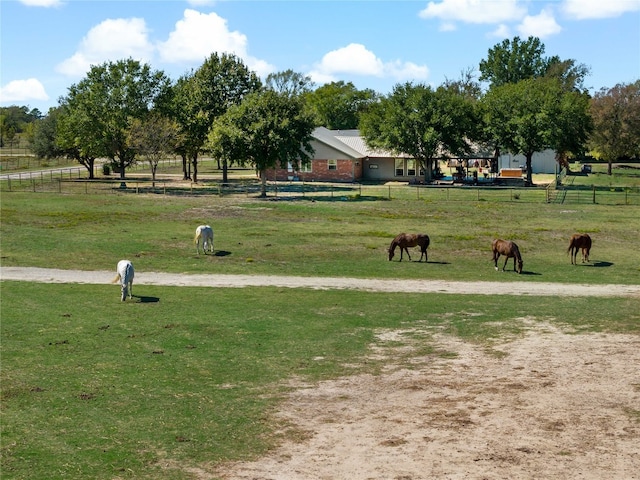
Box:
[112,260,134,301]
[194,225,214,255]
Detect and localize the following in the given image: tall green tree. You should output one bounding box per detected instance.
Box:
[481,77,588,184]
[305,81,379,130]
[186,53,262,183]
[589,81,640,175]
[360,82,476,183]
[60,58,171,179]
[127,112,181,186]
[31,107,65,159]
[265,69,314,97]
[208,90,316,197]
[479,36,550,88]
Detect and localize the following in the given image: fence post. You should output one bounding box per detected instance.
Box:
[592,185,596,204]
[388,185,391,199]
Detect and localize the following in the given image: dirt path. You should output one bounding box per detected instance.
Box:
[2,267,639,479]
[1,266,639,297]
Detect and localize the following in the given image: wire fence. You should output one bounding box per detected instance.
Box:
[2,174,639,205]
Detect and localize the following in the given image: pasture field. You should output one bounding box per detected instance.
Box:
[1,186,639,479]
[2,282,639,480]
[0,191,639,284]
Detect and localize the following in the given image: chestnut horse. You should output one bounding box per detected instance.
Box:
[388,233,430,262]
[492,239,523,274]
[568,233,591,264]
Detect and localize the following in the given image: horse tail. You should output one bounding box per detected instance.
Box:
[112,273,121,284]
[194,231,200,245]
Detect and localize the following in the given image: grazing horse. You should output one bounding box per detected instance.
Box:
[388,233,430,262]
[492,239,523,274]
[194,225,214,255]
[112,259,134,301]
[568,233,591,264]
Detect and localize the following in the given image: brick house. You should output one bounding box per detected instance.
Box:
[267,127,414,183]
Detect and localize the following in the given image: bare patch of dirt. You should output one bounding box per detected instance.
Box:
[215,323,640,479]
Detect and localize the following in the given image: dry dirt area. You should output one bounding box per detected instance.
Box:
[215,323,640,480]
[2,267,639,479]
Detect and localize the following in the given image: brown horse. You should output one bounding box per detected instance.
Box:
[492,239,523,274]
[388,233,430,262]
[568,233,591,264]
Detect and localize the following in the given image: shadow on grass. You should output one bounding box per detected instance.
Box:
[134,295,160,303]
[586,261,614,268]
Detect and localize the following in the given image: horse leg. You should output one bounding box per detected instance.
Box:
[404,247,411,261]
[502,256,509,272]
[493,252,499,271]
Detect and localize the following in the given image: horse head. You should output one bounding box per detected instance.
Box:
[517,259,523,274]
[388,246,395,261]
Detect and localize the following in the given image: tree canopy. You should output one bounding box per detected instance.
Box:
[589,81,640,174]
[59,58,171,179]
[208,90,316,197]
[305,81,379,130]
[360,82,477,183]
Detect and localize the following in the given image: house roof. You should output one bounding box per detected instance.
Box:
[312,127,402,159]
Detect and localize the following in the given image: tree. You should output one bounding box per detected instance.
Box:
[127,112,181,186]
[31,107,66,159]
[481,77,586,185]
[187,53,262,183]
[208,90,316,197]
[360,82,476,183]
[265,69,314,97]
[60,58,171,180]
[305,81,379,130]
[589,81,640,175]
[479,36,550,88]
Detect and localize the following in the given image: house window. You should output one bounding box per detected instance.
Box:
[406,159,416,176]
[395,159,404,176]
[299,162,312,173]
[328,159,337,170]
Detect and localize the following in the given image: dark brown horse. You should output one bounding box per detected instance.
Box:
[492,239,523,274]
[388,233,430,262]
[568,233,592,264]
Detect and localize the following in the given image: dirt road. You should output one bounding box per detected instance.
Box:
[2,266,639,297]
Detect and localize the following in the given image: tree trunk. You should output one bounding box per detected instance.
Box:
[181,154,190,180]
[192,153,198,183]
[525,152,533,185]
[422,158,433,183]
[151,162,157,188]
[222,159,229,185]
[607,159,612,175]
[259,170,267,197]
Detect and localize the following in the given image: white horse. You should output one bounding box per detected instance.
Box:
[112,260,134,301]
[194,225,214,255]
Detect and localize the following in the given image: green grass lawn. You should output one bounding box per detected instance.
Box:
[1,181,640,479]
[1,191,639,284]
[2,281,639,480]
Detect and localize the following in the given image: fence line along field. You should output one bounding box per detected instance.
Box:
[1,168,639,480]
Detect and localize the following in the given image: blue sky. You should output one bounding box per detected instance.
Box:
[1,0,639,114]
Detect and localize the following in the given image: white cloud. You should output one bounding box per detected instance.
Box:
[517,8,562,38]
[19,0,62,6]
[311,43,429,83]
[489,24,513,38]
[56,18,154,76]
[157,9,274,75]
[419,0,526,24]
[562,0,640,19]
[317,44,384,76]
[0,79,49,103]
